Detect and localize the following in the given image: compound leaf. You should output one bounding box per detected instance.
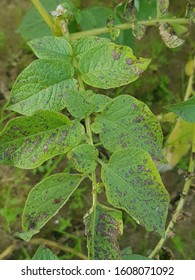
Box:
[92,95,163,161]
[101,148,169,236]
[28,36,73,60]
[0,111,85,169]
[84,203,123,260]
[78,41,151,89]
[6,59,77,115]
[16,173,83,241]
[68,144,98,173]
[32,246,59,260]
[166,96,195,123]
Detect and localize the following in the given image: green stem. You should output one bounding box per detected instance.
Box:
[70,17,193,40]
[31,0,54,31]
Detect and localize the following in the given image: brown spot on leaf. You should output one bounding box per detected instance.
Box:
[53,197,62,204]
[112,47,121,60]
[126,58,134,65]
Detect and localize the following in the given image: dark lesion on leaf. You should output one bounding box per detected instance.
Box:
[126,58,134,65]
[53,197,62,204]
[112,47,122,60]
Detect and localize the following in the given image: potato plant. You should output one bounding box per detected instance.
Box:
[0,0,194,260]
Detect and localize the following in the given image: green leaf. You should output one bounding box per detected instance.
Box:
[16,173,83,242]
[68,144,98,173]
[65,90,94,120]
[32,246,59,260]
[0,111,85,169]
[92,95,163,161]
[75,7,124,44]
[78,42,151,89]
[28,36,73,60]
[5,59,77,115]
[122,248,150,260]
[17,0,62,41]
[65,90,111,119]
[165,96,195,123]
[88,94,111,113]
[123,254,150,260]
[101,148,169,236]
[73,36,110,59]
[84,203,123,260]
[137,0,157,20]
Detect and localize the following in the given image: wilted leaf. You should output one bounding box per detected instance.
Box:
[28,36,73,60]
[157,0,169,17]
[92,95,163,161]
[84,203,123,260]
[159,23,185,48]
[16,173,83,241]
[79,41,151,89]
[0,111,85,169]
[68,144,98,173]
[101,148,170,236]
[32,246,59,260]
[166,96,195,123]
[164,118,193,168]
[132,22,146,40]
[6,59,77,115]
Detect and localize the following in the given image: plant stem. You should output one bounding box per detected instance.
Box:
[31,0,54,31]
[70,17,193,40]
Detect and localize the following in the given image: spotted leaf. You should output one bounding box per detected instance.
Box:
[84,203,123,260]
[0,111,85,169]
[68,144,98,173]
[101,148,169,236]
[15,173,83,241]
[92,95,163,161]
[78,40,151,89]
[28,36,73,60]
[5,59,77,115]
